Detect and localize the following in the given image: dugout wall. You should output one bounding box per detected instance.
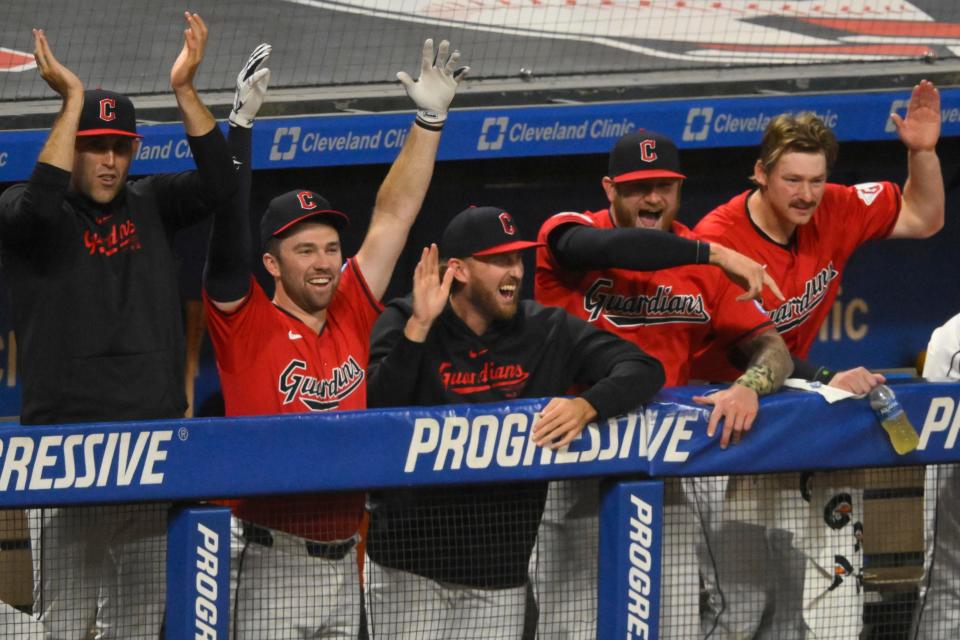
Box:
[0,384,958,637]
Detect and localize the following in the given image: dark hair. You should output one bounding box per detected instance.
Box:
[264,236,282,259]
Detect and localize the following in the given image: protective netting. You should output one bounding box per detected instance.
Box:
[2,0,959,102]
[0,465,954,638]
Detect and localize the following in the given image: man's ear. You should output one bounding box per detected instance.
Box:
[752,160,768,188]
[447,257,468,284]
[601,176,617,205]
[263,252,281,278]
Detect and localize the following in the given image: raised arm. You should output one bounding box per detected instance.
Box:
[402,244,455,342]
[355,39,468,300]
[693,329,793,449]
[33,29,84,171]
[154,13,239,230]
[0,30,83,240]
[170,12,216,137]
[368,244,454,407]
[889,80,945,239]
[204,45,272,312]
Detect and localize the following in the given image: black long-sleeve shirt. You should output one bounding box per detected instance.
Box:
[366,296,664,588]
[0,127,236,425]
[548,221,710,272]
[203,125,253,302]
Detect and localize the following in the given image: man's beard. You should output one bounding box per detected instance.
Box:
[467,278,519,324]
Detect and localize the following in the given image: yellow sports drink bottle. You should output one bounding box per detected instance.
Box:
[868,384,920,455]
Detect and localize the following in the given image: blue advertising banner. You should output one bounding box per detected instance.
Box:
[166,506,231,640]
[598,479,664,640]
[0,380,957,508]
[2,88,959,183]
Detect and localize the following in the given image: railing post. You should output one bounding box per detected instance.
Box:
[598,478,664,640]
[166,505,231,639]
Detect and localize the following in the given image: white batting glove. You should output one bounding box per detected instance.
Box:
[229,43,271,128]
[397,39,468,130]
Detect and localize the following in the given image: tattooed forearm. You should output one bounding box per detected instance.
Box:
[734,330,793,395]
[736,364,776,395]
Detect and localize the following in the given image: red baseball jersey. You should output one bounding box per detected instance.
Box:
[535,210,772,387]
[204,257,382,541]
[692,182,901,380]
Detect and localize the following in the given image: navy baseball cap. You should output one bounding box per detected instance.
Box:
[260,189,349,247]
[608,130,685,183]
[440,206,543,259]
[77,89,142,139]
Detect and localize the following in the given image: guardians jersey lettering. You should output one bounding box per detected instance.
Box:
[692,183,900,363]
[438,360,529,397]
[203,257,382,540]
[204,257,381,417]
[584,279,709,326]
[767,262,839,333]
[279,357,365,411]
[83,219,142,256]
[535,209,771,386]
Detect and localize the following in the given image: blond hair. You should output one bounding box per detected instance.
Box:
[754,112,838,182]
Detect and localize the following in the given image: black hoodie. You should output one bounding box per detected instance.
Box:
[0,128,235,425]
[366,295,664,588]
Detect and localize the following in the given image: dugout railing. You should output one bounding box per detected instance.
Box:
[0,379,957,638]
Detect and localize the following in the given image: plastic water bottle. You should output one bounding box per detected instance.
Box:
[868,385,920,455]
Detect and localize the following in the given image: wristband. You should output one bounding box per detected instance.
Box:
[695,240,711,265]
[735,364,776,396]
[415,113,445,131]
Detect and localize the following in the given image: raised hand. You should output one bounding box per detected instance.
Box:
[32,29,83,99]
[229,43,271,128]
[32,28,84,171]
[397,38,469,130]
[171,12,208,91]
[890,80,941,153]
[405,244,454,342]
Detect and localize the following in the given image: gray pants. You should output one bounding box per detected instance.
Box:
[365,557,526,639]
[915,464,960,638]
[232,521,361,639]
[30,503,167,640]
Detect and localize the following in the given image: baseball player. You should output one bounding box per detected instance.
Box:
[202,39,467,638]
[531,130,794,639]
[692,83,945,638]
[914,312,960,638]
[205,40,274,634]
[364,206,665,639]
[0,15,235,638]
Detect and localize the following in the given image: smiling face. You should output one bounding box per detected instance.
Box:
[71,135,138,204]
[753,150,827,230]
[453,251,523,326]
[602,176,682,231]
[263,221,343,318]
